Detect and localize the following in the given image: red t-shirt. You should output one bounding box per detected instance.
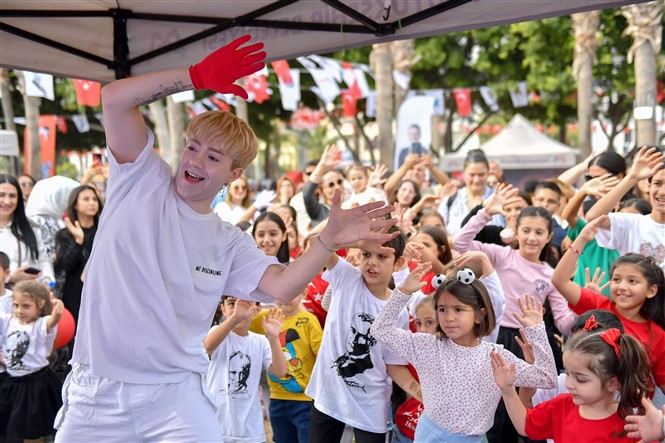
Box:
[571,288,665,387]
[301,273,328,328]
[525,394,637,442]
[394,364,422,440]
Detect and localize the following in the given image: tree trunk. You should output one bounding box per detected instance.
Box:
[166,97,185,173]
[0,69,18,175]
[571,11,599,157]
[149,101,170,161]
[18,72,42,178]
[622,1,662,146]
[370,43,393,166]
[391,40,415,113]
[235,99,248,123]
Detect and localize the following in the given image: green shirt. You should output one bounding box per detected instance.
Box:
[567,217,619,298]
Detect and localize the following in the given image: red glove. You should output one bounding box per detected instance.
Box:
[189,35,266,99]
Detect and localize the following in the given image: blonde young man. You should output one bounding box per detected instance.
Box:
[54,36,396,442]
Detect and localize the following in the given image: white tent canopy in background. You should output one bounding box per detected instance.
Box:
[0,1,646,83]
[441,114,578,172]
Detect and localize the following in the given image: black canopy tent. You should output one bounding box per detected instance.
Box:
[0,0,646,83]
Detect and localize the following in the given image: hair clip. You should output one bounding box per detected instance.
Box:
[583,315,598,331]
[431,274,446,289]
[600,328,621,359]
[457,268,475,285]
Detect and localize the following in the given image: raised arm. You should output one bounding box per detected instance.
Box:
[203,299,257,355]
[551,216,607,307]
[557,152,594,187]
[586,147,664,227]
[561,174,620,228]
[384,153,420,197]
[101,35,265,164]
[258,192,397,302]
[263,307,288,378]
[46,297,64,332]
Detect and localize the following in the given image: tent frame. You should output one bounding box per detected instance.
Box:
[0,0,473,79]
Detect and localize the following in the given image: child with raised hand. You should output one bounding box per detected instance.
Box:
[371,263,557,442]
[552,214,665,394]
[453,183,576,346]
[204,297,287,443]
[585,146,665,271]
[492,325,651,443]
[0,280,64,442]
[306,228,421,443]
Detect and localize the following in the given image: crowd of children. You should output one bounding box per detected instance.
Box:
[1,34,665,443]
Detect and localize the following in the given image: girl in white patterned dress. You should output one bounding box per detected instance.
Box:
[371,263,557,442]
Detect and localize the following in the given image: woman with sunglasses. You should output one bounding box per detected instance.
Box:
[303,145,347,228]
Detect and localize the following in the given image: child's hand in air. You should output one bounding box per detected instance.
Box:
[584,266,610,294]
[262,307,285,340]
[490,350,516,392]
[232,300,259,322]
[515,328,534,365]
[579,214,607,243]
[399,262,431,296]
[514,294,543,328]
[483,183,518,217]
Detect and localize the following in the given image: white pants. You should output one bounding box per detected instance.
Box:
[54,365,222,442]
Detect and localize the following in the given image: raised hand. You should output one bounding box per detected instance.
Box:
[578,214,607,242]
[584,266,610,294]
[64,216,85,245]
[490,350,516,391]
[232,299,259,322]
[189,35,266,98]
[625,397,665,443]
[627,146,665,182]
[399,262,431,295]
[513,294,543,328]
[253,190,277,210]
[368,164,388,188]
[320,191,397,251]
[262,307,285,340]
[319,144,341,172]
[454,251,491,277]
[483,183,519,216]
[514,328,534,365]
[580,173,620,199]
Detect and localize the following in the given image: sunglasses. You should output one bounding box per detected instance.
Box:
[326,179,344,188]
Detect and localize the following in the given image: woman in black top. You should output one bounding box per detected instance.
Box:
[55,185,103,323]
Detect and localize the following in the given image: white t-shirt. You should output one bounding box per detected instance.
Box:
[595,213,665,271]
[306,259,409,434]
[0,291,11,375]
[72,129,280,384]
[213,201,248,226]
[207,329,272,443]
[0,314,57,377]
[0,221,54,280]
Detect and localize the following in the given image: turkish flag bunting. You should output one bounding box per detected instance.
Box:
[245,73,270,104]
[657,80,664,103]
[342,91,357,117]
[209,96,231,111]
[271,60,293,85]
[452,88,472,116]
[72,79,101,107]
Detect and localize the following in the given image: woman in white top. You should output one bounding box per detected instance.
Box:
[0,174,53,286]
[214,174,252,225]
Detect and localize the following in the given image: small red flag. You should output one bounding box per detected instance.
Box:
[209,96,230,112]
[271,60,293,85]
[452,89,472,116]
[342,91,357,117]
[72,79,101,107]
[245,73,270,104]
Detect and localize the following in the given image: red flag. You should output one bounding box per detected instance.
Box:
[342,91,357,117]
[245,73,270,104]
[657,80,664,103]
[209,96,231,111]
[72,79,101,107]
[271,60,293,85]
[24,115,57,177]
[452,89,472,116]
[56,116,68,134]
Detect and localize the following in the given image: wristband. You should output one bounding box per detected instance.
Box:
[317,235,339,253]
[569,245,583,255]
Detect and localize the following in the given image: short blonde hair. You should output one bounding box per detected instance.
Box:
[187,111,258,170]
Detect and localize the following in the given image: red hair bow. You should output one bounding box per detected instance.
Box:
[600,328,621,359]
[583,315,598,331]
